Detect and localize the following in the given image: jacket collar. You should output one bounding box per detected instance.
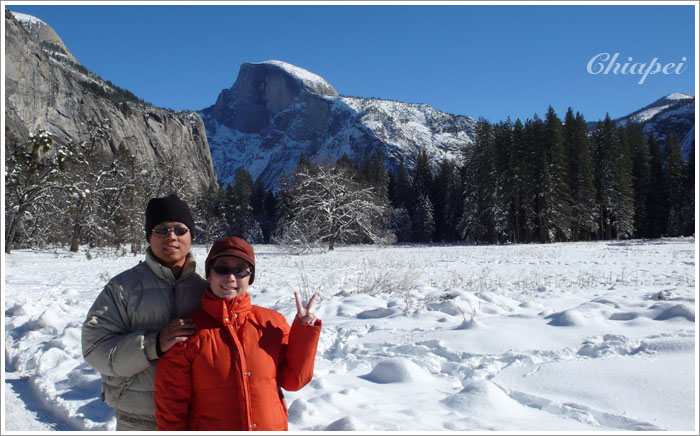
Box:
[201,290,252,325]
[145,248,196,285]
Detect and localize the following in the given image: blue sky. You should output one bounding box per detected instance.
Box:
[5,2,696,123]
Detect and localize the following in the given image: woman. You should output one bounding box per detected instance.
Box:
[155,236,322,431]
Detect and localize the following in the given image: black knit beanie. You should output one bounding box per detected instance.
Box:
[145,194,195,240]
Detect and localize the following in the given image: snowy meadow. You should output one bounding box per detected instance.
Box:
[3,238,697,432]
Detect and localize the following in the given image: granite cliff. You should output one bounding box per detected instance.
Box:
[4,10,217,191]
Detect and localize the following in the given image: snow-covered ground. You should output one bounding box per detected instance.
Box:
[3,239,697,432]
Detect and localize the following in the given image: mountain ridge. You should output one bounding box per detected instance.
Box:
[203,60,694,191]
[588,92,695,159]
[201,60,477,191]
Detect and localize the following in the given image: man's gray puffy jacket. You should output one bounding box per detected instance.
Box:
[81,249,207,425]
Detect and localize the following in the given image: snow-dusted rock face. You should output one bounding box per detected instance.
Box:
[11,11,78,64]
[201,60,477,190]
[4,10,217,191]
[594,93,695,159]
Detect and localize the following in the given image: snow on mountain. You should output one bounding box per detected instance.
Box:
[664,92,694,101]
[11,11,46,29]
[592,92,695,159]
[258,60,338,96]
[201,61,475,191]
[10,10,79,65]
[622,92,694,125]
[338,96,475,167]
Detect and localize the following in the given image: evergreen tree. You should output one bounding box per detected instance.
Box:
[460,119,493,243]
[564,109,598,240]
[592,115,634,240]
[663,134,685,236]
[432,159,452,242]
[526,115,550,242]
[646,132,667,237]
[196,183,228,250]
[510,119,534,243]
[681,139,695,236]
[390,207,413,243]
[492,120,515,242]
[542,106,573,242]
[360,153,389,199]
[337,153,355,172]
[611,126,635,239]
[413,148,433,199]
[413,193,435,243]
[627,123,650,238]
[251,177,275,242]
[443,160,464,242]
[273,172,294,241]
[263,189,277,241]
[394,162,413,212]
[227,167,262,243]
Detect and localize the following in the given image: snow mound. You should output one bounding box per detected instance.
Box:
[426,299,463,316]
[576,335,646,358]
[654,304,695,322]
[360,357,431,384]
[454,318,485,330]
[545,309,590,326]
[356,307,396,319]
[442,380,522,411]
[287,398,315,424]
[324,416,361,431]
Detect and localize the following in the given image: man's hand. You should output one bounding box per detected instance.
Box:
[159,318,196,353]
[295,292,319,325]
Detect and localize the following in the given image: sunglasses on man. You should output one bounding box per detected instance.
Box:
[212,266,251,279]
[152,227,189,236]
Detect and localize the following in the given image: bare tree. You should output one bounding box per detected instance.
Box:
[5,130,66,253]
[278,165,395,251]
[60,118,132,252]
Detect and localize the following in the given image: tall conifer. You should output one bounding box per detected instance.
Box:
[646,132,667,237]
[627,123,650,238]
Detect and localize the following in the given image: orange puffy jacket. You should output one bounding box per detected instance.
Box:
[155,290,322,431]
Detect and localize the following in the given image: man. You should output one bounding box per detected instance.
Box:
[82,194,207,430]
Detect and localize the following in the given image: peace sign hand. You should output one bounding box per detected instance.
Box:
[295,292,319,325]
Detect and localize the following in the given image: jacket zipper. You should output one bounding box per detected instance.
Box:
[227,309,255,430]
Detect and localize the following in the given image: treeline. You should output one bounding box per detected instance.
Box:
[194,106,694,249]
[385,107,694,244]
[4,106,695,254]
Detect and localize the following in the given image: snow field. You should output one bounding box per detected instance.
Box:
[3,238,697,431]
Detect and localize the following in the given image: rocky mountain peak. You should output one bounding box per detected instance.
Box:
[10,10,78,64]
[201,60,476,191]
[257,60,339,97]
[202,60,338,134]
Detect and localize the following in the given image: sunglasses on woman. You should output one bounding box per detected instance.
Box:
[152,227,189,236]
[212,266,251,279]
